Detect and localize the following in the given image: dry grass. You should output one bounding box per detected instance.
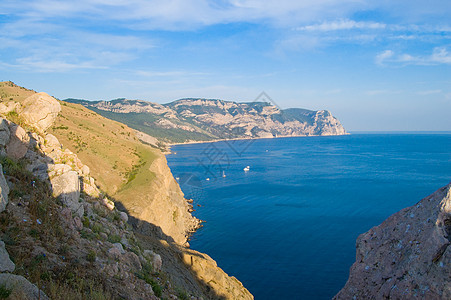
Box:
[0,81,163,203]
[0,81,35,103]
[0,156,111,299]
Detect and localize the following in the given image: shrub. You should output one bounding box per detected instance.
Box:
[91,222,103,234]
[107,234,121,244]
[87,250,96,263]
[176,288,190,300]
[0,285,12,299]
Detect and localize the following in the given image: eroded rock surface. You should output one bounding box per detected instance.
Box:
[19,92,61,132]
[0,273,49,300]
[69,98,347,142]
[50,171,83,217]
[0,164,9,213]
[6,124,30,159]
[335,183,451,299]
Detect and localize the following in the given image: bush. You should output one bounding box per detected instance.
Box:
[87,250,96,263]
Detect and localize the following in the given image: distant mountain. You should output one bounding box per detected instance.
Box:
[66,98,347,143]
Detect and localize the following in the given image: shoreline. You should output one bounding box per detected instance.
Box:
[164,132,350,154]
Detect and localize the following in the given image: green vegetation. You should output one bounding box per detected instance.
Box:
[107,234,121,244]
[0,285,12,299]
[176,287,190,300]
[89,108,215,143]
[87,250,96,262]
[136,265,162,297]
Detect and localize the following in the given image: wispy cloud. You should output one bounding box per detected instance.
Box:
[375,50,394,65]
[295,19,386,31]
[134,70,209,78]
[0,0,366,30]
[14,57,106,72]
[376,47,451,66]
[365,89,403,96]
[417,89,442,95]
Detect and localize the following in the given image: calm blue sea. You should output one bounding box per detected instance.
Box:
[166,134,451,300]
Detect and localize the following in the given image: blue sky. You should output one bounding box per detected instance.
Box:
[1,0,450,131]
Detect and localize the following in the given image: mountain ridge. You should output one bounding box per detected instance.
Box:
[66,97,347,144]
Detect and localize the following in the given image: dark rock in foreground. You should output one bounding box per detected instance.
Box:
[335,183,451,299]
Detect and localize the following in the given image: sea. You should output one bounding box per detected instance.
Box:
[166,133,451,300]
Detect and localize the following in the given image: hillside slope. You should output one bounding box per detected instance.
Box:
[0,81,253,299]
[68,97,347,143]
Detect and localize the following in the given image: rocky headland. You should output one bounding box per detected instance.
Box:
[67,97,347,144]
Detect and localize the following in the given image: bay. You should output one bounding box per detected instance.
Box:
[166,133,451,299]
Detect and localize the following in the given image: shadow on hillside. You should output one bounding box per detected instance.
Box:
[113,199,229,300]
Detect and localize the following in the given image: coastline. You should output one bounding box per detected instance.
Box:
[164,132,350,154]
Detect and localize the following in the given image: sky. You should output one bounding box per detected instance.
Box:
[1,0,450,131]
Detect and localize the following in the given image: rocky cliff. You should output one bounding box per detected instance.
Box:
[0,81,253,299]
[67,97,347,143]
[335,183,451,299]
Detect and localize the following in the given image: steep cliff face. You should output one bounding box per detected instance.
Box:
[335,183,451,299]
[67,97,347,143]
[115,153,200,245]
[0,81,254,299]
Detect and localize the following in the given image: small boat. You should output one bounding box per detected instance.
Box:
[206,178,210,181]
[222,171,226,178]
[243,166,250,172]
[176,177,180,181]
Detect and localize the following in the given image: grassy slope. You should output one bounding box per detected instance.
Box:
[0,81,35,102]
[0,81,159,199]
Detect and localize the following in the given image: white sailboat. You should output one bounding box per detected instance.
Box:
[243,166,250,172]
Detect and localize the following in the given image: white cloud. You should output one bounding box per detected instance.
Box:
[134,70,209,78]
[376,47,451,66]
[430,47,451,64]
[375,50,394,65]
[12,57,106,72]
[0,0,366,30]
[295,19,386,31]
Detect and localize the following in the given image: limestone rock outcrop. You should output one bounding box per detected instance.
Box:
[68,97,347,143]
[0,273,49,300]
[180,247,254,300]
[50,171,83,217]
[0,240,15,272]
[335,183,451,299]
[0,164,9,213]
[119,154,200,245]
[19,92,61,132]
[0,118,10,147]
[6,123,30,159]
